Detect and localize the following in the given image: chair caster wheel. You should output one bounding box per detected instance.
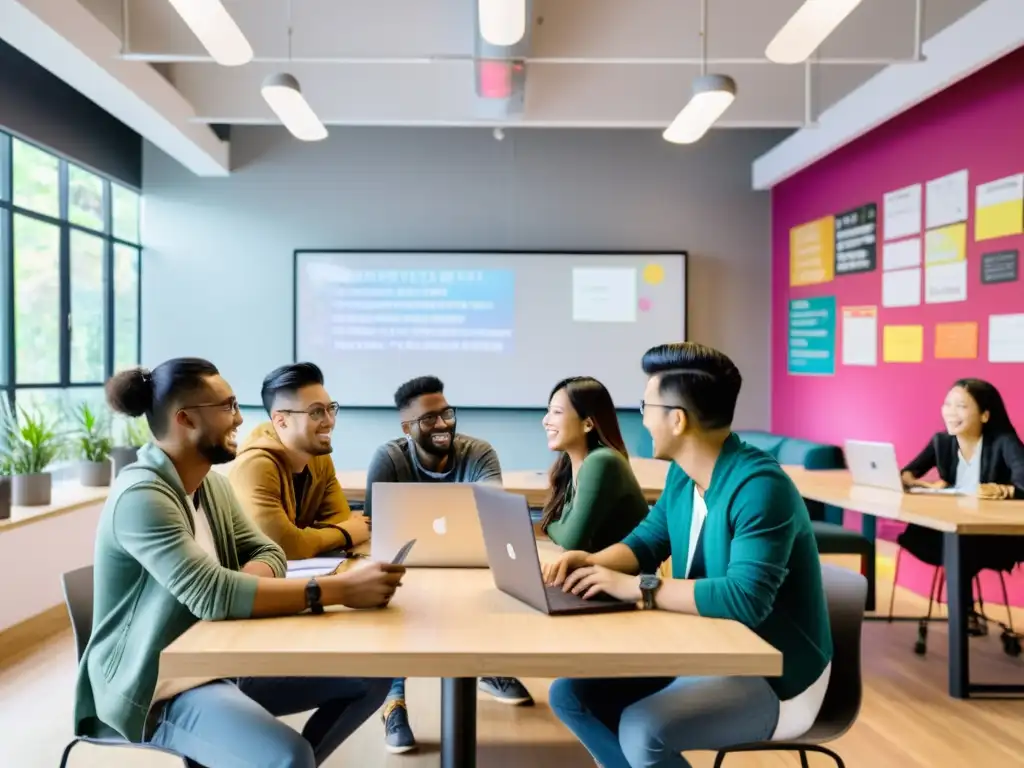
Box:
[1001,629,1022,658]
[914,622,928,655]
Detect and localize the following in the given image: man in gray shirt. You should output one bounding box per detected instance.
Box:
[365,376,534,755]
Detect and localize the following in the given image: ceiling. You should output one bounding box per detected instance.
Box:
[74,0,985,130]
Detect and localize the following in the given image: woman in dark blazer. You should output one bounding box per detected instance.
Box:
[899,378,1024,629]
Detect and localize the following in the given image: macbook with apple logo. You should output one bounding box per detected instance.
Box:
[472,484,636,616]
[370,483,489,567]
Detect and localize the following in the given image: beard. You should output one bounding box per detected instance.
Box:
[305,439,334,457]
[198,435,237,465]
[415,425,456,457]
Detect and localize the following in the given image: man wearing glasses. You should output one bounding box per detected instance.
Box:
[230,362,370,560]
[365,375,533,754]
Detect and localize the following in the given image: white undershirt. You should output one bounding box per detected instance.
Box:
[687,486,831,741]
[955,437,982,493]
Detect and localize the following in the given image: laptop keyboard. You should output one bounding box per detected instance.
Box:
[545,584,625,610]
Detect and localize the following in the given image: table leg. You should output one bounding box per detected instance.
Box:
[943,532,970,698]
[441,677,477,768]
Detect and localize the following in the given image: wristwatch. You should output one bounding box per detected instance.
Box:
[305,578,324,615]
[639,574,662,610]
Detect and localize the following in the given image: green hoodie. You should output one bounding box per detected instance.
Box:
[73,443,286,743]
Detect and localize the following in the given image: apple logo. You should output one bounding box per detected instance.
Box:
[869,461,877,470]
[506,543,517,560]
[432,516,447,535]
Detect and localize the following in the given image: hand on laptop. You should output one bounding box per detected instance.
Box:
[563,565,641,603]
[324,562,405,609]
[542,550,590,587]
[342,515,371,546]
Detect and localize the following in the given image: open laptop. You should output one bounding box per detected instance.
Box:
[844,440,961,495]
[370,483,489,567]
[472,484,636,616]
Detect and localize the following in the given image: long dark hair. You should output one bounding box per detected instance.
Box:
[952,378,1018,438]
[540,377,628,531]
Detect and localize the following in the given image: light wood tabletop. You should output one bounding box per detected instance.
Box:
[783,466,1024,535]
[337,456,670,507]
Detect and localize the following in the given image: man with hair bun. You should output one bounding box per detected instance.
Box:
[74,357,404,768]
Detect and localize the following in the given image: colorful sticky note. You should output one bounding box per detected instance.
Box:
[883,325,924,363]
[975,174,1024,241]
[924,223,966,265]
[638,297,652,312]
[642,264,665,285]
[935,322,978,359]
[789,216,836,287]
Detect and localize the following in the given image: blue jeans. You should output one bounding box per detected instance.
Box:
[548,676,780,768]
[147,676,391,768]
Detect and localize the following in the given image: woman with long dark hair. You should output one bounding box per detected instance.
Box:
[898,378,1024,629]
[539,376,649,551]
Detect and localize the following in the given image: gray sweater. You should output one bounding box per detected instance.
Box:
[363,434,503,516]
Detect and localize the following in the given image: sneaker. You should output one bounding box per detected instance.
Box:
[478,677,534,705]
[382,699,416,754]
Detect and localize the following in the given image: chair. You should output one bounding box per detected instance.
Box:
[885,548,1021,658]
[712,564,867,768]
[59,565,192,768]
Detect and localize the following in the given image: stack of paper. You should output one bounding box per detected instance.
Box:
[286,557,345,579]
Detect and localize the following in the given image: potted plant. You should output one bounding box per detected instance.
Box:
[111,417,149,476]
[71,402,114,487]
[0,398,65,506]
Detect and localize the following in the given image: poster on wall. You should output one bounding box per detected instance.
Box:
[981,249,1019,284]
[924,223,967,303]
[834,203,877,275]
[883,183,922,240]
[989,314,1024,363]
[935,322,978,359]
[789,217,835,287]
[925,169,969,230]
[841,306,878,366]
[975,173,1024,241]
[883,325,924,363]
[788,296,836,376]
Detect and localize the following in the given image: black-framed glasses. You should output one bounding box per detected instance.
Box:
[403,407,456,430]
[278,402,341,423]
[639,400,684,416]
[180,397,240,415]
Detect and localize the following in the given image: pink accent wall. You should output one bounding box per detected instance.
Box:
[771,46,1024,604]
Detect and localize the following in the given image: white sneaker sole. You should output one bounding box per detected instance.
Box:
[385,743,417,754]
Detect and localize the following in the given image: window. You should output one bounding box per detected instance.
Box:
[0,131,142,425]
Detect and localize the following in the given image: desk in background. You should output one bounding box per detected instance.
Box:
[784,466,1024,700]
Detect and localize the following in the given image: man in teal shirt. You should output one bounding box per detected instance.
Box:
[544,342,833,768]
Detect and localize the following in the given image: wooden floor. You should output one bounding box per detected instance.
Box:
[3,559,1024,767]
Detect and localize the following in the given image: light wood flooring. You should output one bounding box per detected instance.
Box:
[3,556,1024,767]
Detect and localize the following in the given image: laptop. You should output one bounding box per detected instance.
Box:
[844,440,961,495]
[472,484,636,616]
[370,483,489,567]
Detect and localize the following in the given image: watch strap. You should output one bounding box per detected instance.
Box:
[306,577,324,615]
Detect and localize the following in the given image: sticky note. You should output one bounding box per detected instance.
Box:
[642,264,665,285]
[935,322,978,359]
[883,325,923,363]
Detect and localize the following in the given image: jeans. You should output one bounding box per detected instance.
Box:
[147,676,391,768]
[548,676,780,768]
[388,677,406,700]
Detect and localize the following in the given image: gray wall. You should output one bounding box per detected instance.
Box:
[142,125,784,470]
[0,40,141,187]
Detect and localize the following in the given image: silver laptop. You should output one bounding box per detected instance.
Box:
[370,483,489,567]
[844,440,961,495]
[472,484,636,616]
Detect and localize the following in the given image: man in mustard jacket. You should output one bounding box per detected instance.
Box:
[230,362,369,560]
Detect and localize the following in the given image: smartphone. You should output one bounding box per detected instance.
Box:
[391,539,416,565]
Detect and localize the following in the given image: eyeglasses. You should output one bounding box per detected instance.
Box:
[181,397,240,415]
[404,407,456,430]
[278,402,341,424]
[639,400,685,416]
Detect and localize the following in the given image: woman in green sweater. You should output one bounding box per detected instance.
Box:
[539,376,649,552]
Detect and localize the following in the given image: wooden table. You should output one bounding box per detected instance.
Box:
[161,546,779,768]
[784,466,1024,699]
[337,456,670,508]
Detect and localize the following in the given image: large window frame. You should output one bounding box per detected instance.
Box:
[0,130,142,408]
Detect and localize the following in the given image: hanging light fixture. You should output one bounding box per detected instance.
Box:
[166,0,253,66]
[261,73,328,141]
[261,0,327,141]
[766,0,865,64]
[663,0,736,145]
[477,0,526,47]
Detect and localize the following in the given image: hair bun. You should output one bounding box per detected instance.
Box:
[106,367,155,418]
